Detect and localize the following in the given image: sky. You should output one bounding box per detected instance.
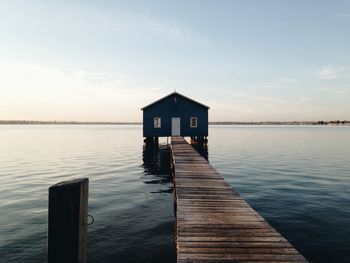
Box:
[1,0,350,122]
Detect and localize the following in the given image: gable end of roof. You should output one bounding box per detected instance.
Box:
[141,92,210,110]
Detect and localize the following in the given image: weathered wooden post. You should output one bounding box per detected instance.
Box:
[48,178,89,263]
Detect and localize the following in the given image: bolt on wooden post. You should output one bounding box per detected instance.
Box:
[47,178,89,263]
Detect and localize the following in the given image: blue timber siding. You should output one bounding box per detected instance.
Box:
[142,93,208,137]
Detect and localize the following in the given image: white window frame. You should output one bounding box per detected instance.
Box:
[190,117,198,128]
[154,117,161,128]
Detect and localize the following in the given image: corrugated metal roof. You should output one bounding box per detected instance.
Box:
[141,92,210,110]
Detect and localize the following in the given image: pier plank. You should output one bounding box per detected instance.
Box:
[171,136,307,263]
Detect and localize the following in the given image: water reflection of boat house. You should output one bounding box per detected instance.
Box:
[141,92,209,145]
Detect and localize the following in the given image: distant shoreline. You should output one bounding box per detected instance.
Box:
[1,120,349,126]
[210,121,350,126]
[0,121,141,125]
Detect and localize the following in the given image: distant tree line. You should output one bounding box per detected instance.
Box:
[0,120,141,125]
[209,120,350,125]
[0,120,349,125]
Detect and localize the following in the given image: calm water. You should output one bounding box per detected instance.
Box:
[0,125,349,262]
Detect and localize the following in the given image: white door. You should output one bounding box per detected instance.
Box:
[172,118,181,136]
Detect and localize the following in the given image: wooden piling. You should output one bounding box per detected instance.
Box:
[48,178,89,263]
[145,136,159,149]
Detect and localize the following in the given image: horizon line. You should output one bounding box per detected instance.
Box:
[0,120,349,125]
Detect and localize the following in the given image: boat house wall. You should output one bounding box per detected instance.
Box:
[142,92,209,138]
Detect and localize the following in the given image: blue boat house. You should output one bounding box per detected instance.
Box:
[141,92,209,144]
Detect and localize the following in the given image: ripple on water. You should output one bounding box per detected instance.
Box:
[1,125,350,263]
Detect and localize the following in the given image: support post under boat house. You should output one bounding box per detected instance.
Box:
[141,92,210,145]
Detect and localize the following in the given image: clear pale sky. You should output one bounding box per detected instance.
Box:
[1,0,349,122]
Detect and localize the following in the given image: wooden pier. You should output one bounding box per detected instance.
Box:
[171,136,307,263]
